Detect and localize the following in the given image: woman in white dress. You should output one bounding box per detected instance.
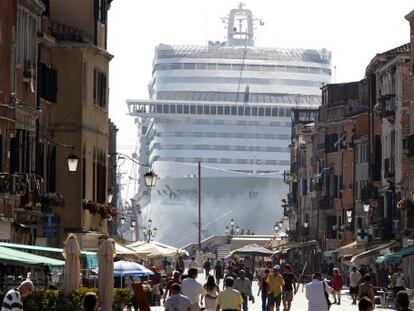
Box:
[203,275,219,311]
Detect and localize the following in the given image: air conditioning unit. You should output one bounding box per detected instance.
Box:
[23,60,34,82]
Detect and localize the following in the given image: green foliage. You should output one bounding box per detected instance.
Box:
[113,288,132,311]
[19,287,132,311]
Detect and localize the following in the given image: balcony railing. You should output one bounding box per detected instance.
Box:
[379,95,396,119]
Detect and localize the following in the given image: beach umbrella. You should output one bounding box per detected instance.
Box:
[98,237,115,311]
[62,233,81,295]
[113,260,155,277]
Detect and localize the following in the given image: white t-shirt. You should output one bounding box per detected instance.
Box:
[181,278,206,304]
[189,261,198,269]
[395,273,407,287]
[165,293,192,311]
[349,271,362,288]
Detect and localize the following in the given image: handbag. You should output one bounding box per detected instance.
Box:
[322,281,332,310]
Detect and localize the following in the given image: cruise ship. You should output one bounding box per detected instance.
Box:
[127,4,331,246]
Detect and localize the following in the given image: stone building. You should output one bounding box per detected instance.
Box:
[46,0,115,248]
[0,0,117,248]
[366,43,411,241]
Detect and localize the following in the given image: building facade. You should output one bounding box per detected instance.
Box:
[0,0,117,248]
[285,11,414,274]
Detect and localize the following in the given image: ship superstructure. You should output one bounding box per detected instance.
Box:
[127,4,331,245]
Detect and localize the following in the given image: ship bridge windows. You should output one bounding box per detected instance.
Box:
[231,106,237,115]
[155,91,322,105]
[232,64,244,71]
[207,63,217,70]
[218,64,231,70]
[196,63,207,70]
[258,107,265,116]
[135,102,296,120]
[183,63,196,69]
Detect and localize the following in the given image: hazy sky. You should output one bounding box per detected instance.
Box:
[107,0,413,191]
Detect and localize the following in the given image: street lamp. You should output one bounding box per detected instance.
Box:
[67,151,79,172]
[144,171,158,188]
[363,203,370,213]
[225,226,230,235]
[107,192,113,204]
[142,218,157,242]
[304,222,309,228]
[131,220,136,227]
[120,217,126,225]
[230,218,235,235]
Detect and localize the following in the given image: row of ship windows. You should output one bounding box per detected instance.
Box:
[154,132,290,140]
[150,144,290,153]
[151,156,290,166]
[156,91,321,105]
[159,119,291,127]
[155,76,324,87]
[134,103,293,117]
[153,63,332,75]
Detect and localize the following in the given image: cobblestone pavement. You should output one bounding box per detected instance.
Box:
[152,274,395,311]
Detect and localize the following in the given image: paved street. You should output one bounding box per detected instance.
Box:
[152,274,395,311]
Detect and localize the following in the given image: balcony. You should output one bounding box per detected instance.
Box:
[384,157,395,179]
[379,94,395,120]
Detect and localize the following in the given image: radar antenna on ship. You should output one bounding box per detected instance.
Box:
[221,2,264,47]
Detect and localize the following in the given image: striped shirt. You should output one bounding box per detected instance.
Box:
[234,278,252,297]
[1,289,23,311]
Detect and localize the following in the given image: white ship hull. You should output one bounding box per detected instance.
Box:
[145,164,285,246]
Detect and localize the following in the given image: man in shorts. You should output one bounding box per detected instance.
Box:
[281,264,298,311]
[267,265,285,311]
[349,266,362,305]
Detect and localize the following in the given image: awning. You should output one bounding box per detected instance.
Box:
[127,241,188,258]
[277,240,318,252]
[114,242,136,255]
[0,246,64,266]
[230,244,273,257]
[324,249,339,257]
[376,245,414,265]
[324,241,359,258]
[351,242,398,263]
[0,242,97,269]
